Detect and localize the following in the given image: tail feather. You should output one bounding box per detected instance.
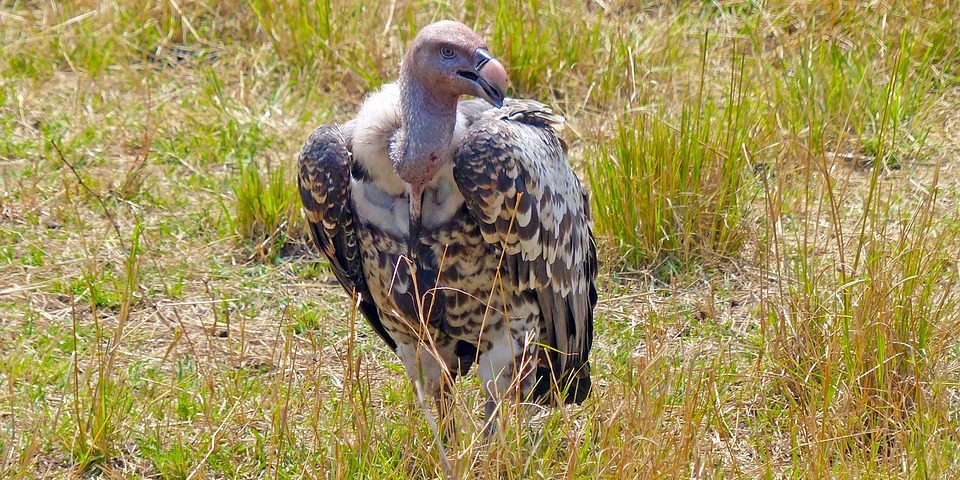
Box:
[531,361,592,406]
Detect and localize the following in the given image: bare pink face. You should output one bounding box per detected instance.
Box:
[403,20,508,108]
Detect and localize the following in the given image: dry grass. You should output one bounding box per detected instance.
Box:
[2,0,960,478]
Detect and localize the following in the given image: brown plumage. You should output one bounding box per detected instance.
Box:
[297,20,597,431]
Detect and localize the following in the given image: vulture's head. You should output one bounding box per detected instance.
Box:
[401,20,508,110]
[396,21,509,257]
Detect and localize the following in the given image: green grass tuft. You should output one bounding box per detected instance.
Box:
[2,1,960,478]
[232,155,299,262]
[589,43,759,271]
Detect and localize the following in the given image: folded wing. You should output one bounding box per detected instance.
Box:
[297,124,397,351]
[453,100,597,397]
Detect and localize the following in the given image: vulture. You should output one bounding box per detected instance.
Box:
[298,20,597,431]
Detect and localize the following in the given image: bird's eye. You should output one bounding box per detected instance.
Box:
[440,46,456,59]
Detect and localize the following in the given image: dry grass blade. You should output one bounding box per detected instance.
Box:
[1,0,960,478]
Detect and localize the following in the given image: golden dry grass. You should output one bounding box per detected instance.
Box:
[2,0,960,478]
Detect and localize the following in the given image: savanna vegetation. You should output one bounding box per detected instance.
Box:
[2,0,959,478]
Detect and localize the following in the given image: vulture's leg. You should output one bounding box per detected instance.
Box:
[396,342,458,440]
[476,327,538,436]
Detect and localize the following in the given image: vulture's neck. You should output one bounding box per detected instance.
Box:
[396,75,459,172]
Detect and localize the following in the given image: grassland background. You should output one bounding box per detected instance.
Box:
[2,0,960,478]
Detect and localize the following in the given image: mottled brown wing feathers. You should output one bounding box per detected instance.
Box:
[453,100,597,377]
[297,125,397,351]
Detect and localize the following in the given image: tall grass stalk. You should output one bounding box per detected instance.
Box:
[3,1,960,477]
[67,222,142,471]
[588,42,758,271]
[760,33,960,475]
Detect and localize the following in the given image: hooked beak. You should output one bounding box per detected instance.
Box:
[457,48,508,108]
